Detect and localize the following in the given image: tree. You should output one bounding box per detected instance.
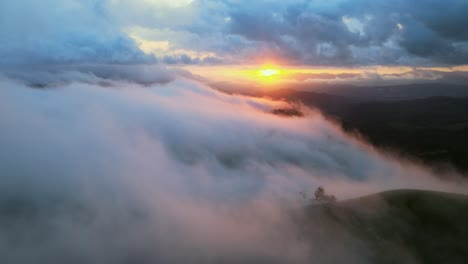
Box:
[314,186,336,203]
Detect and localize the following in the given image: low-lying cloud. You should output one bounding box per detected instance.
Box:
[0,66,466,263]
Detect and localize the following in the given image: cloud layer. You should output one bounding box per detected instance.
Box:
[0,66,466,263]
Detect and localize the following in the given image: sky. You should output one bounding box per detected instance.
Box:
[1,0,468,85]
[1,1,468,263]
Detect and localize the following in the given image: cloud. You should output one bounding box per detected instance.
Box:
[2,0,467,66]
[0,64,177,88]
[115,0,468,66]
[2,1,468,261]
[0,66,466,263]
[0,0,154,64]
[222,0,468,65]
[297,69,468,86]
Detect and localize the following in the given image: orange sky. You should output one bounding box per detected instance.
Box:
[180,64,468,85]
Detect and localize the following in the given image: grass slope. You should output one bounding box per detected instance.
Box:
[299,189,468,263]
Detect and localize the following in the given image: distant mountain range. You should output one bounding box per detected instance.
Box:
[308,83,468,102]
[277,91,468,173]
[215,83,468,173]
[216,82,468,102]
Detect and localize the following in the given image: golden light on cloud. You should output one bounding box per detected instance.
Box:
[180,64,468,88]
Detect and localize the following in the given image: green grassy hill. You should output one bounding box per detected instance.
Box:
[298,189,468,263]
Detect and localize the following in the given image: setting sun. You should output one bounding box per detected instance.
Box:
[259,68,280,77]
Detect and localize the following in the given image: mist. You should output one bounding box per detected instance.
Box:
[0,66,466,263]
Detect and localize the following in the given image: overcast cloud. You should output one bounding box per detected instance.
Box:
[1,0,468,66]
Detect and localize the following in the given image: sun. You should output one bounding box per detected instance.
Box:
[257,63,282,78]
[254,64,283,84]
[259,68,280,77]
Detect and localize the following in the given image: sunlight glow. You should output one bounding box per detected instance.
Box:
[259,68,280,77]
[255,65,282,85]
[180,64,468,87]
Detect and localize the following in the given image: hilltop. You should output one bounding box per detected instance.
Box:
[296,189,468,263]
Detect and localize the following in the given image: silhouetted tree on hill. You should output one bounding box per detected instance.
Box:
[314,186,336,203]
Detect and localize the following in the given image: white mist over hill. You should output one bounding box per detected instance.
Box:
[0,65,466,263]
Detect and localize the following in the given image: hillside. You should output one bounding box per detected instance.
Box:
[297,189,468,263]
[1,190,468,263]
[339,97,468,173]
[264,88,468,173]
[312,83,468,102]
